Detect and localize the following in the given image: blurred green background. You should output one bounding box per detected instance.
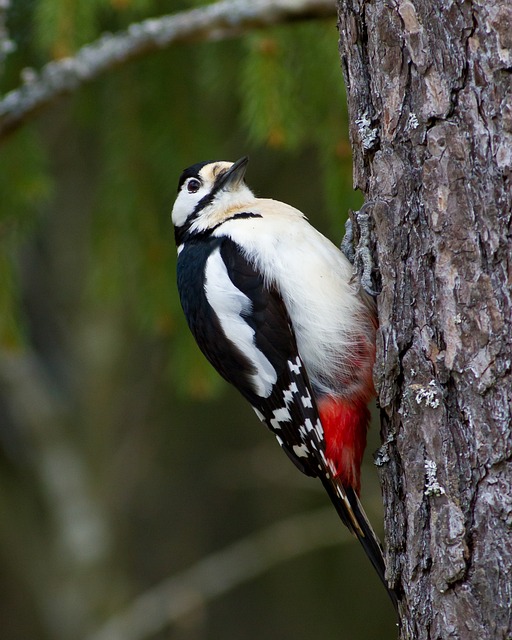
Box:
[0,1,396,638]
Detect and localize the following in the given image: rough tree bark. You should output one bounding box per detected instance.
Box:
[337,1,512,638]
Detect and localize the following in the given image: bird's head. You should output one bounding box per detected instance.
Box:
[172,156,253,244]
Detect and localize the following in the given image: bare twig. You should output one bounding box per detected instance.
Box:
[87,507,349,640]
[0,0,335,141]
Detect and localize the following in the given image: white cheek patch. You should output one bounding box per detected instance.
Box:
[204,248,277,398]
[171,187,209,228]
[171,195,191,228]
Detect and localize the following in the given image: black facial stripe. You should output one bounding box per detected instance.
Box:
[192,189,216,216]
[190,162,246,218]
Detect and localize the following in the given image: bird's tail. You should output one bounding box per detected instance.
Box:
[321,477,399,613]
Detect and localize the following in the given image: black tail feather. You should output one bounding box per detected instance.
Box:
[321,478,399,613]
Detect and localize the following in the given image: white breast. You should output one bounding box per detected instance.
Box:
[214,199,376,398]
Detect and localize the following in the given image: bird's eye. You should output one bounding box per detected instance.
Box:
[187,178,201,194]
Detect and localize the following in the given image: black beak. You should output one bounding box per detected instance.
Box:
[217,156,249,191]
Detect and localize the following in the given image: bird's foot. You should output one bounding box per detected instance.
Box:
[340,201,380,296]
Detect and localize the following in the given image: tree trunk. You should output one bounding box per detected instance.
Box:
[336,1,512,637]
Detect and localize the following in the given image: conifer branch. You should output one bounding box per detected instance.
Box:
[0,0,335,141]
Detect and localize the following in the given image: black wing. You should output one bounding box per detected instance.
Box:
[218,237,329,478]
[177,235,326,477]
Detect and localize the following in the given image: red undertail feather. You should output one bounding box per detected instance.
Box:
[317,396,370,494]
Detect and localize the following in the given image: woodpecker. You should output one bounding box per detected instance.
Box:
[172,156,397,608]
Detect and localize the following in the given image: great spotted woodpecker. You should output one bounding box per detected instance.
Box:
[172,157,397,608]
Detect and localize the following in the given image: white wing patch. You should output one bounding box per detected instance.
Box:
[301,389,313,408]
[293,443,310,458]
[204,248,277,398]
[270,406,292,430]
[289,357,302,374]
